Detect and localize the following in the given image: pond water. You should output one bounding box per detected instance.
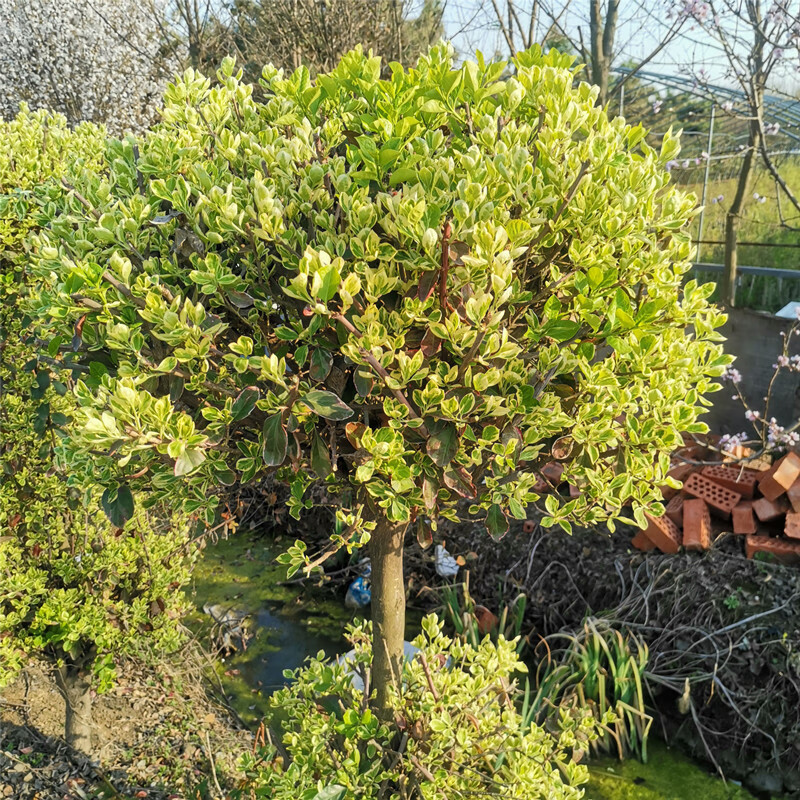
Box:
[187,532,765,800]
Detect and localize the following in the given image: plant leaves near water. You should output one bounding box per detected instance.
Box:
[101,485,135,528]
[231,387,260,421]
[310,348,333,382]
[312,787,346,800]
[302,390,354,420]
[486,503,509,540]
[311,431,333,478]
[174,447,207,476]
[262,412,288,466]
[427,423,458,466]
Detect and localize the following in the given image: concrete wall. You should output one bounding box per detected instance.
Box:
[702,307,800,434]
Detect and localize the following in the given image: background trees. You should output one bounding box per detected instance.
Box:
[0,0,175,133]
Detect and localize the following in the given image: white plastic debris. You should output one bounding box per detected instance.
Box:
[434,544,459,578]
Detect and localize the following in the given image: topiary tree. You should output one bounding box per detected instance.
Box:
[28,45,727,717]
[0,107,197,753]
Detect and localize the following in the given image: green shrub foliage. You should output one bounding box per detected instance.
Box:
[0,107,196,690]
[235,615,602,799]
[28,45,727,566]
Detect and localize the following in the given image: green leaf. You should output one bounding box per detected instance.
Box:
[543,320,581,341]
[101,486,135,528]
[426,424,458,466]
[486,504,509,540]
[310,348,332,382]
[302,390,353,420]
[311,431,333,478]
[262,412,288,466]
[231,387,260,421]
[312,786,346,800]
[354,368,374,397]
[174,447,206,476]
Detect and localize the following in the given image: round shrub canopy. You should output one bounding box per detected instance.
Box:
[29,44,727,567]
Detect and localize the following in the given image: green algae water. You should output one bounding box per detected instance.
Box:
[185,532,354,724]
[586,741,759,799]
[188,533,765,799]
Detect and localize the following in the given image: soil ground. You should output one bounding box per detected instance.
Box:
[0,645,251,800]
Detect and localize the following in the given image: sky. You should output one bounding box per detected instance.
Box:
[436,0,800,97]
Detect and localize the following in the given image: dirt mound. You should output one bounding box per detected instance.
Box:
[0,645,251,799]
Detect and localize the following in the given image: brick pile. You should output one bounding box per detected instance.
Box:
[633,438,800,564]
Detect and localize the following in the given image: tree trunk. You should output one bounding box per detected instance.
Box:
[722,123,760,307]
[369,512,407,717]
[55,663,93,753]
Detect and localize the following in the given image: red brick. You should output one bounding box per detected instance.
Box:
[631,531,656,552]
[785,512,800,539]
[788,479,800,513]
[665,493,685,527]
[752,495,790,522]
[701,465,759,500]
[569,483,581,499]
[745,535,800,564]
[759,454,800,501]
[683,499,712,551]
[641,512,682,555]
[534,462,566,493]
[732,503,757,535]
[683,472,741,518]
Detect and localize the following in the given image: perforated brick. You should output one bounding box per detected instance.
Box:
[641,512,681,555]
[785,512,800,539]
[732,503,757,535]
[745,535,800,564]
[683,499,712,551]
[758,454,800,500]
[683,472,741,519]
[701,465,759,500]
[788,479,800,513]
[631,531,656,552]
[753,495,790,522]
[665,493,685,527]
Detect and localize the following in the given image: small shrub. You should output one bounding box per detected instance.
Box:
[235,615,603,799]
